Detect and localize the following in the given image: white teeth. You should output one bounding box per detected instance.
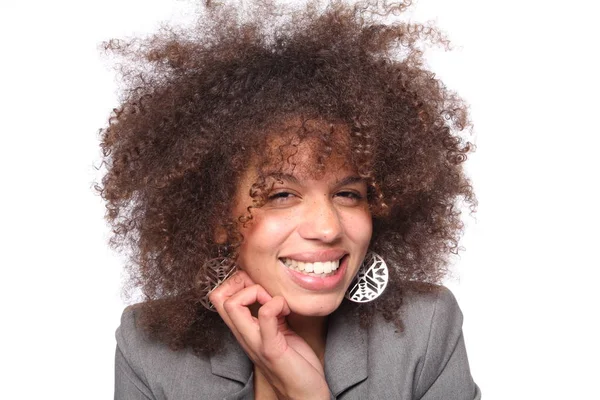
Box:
[313,262,324,274]
[280,258,341,276]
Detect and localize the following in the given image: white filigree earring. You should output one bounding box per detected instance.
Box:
[345,252,389,303]
[196,257,237,311]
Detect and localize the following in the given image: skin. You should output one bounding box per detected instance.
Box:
[209,134,373,399]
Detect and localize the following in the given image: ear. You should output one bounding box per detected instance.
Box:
[214,225,228,245]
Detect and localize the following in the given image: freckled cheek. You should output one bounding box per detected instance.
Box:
[237,213,295,288]
[341,210,373,249]
[240,213,295,254]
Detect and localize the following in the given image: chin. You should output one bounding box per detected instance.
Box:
[286,292,345,317]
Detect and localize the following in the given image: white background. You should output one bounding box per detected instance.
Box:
[1,0,599,398]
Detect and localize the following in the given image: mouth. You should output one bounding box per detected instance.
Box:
[280,255,347,277]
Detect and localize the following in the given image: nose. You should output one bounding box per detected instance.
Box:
[297,196,343,243]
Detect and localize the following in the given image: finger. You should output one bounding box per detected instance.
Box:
[209,270,255,308]
[219,284,273,355]
[209,271,256,327]
[258,296,291,356]
[225,283,273,336]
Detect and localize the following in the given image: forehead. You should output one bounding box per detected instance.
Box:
[259,116,354,179]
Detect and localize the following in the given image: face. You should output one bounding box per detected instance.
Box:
[232,132,373,317]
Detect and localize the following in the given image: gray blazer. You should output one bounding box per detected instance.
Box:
[115,287,481,399]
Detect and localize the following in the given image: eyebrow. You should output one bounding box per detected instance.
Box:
[335,176,365,187]
[268,173,300,185]
[266,173,365,187]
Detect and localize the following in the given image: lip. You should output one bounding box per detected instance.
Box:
[280,255,349,291]
[279,249,347,263]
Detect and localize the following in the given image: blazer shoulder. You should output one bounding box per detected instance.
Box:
[116,305,146,356]
[116,305,188,383]
[115,306,252,399]
[368,285,463,358]
[115,305,153,383]
[116,304,218,399]
[403,287,479,399]
[400,285,463,332]
[116,305,138,342]
[116,304,194,365]
[364,286,477,398]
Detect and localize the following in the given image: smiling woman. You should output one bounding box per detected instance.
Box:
[230,122,372,318]
[99,0,480,398]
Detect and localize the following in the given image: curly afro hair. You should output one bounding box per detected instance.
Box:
[98,0,476,354]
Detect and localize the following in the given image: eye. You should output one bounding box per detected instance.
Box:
[334,190,364,205]
[337,191,362,199]
[267,191,298,205]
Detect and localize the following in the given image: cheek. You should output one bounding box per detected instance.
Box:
[342,210,373,248]
[237,213,294,286]
[238,212,295,256]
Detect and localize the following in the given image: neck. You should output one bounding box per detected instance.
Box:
[287,313,328,363]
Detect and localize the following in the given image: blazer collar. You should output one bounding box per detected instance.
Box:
[209,300,368,397]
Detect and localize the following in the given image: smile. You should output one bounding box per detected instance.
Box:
[279,254,350,291]
[280,257,342,276]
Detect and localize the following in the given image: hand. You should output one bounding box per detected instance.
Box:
[209,271,330,400]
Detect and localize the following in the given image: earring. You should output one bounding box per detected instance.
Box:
[345,252,389,303]
[196,257,237,311]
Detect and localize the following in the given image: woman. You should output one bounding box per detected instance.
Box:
[101,1,480,398]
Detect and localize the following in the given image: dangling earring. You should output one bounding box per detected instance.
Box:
[345,252,389,303]
[196,257,237,311]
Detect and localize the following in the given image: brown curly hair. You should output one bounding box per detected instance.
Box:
[98,0,476,354]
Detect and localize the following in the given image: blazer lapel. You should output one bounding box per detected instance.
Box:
[324,301,368,397]
[210,330,253,385]
[209,303,368,399]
